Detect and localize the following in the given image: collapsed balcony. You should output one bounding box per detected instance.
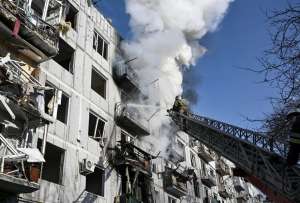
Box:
[0,55,56,128]
[0,132,45,194]
[215,159,230,176]
[201,167,216,188]
[0,0,60,64]
[198,145,214,163]
[163,167,188,198]
[113,60,141,94]
[114,141,153,177]
[115,103,150,136]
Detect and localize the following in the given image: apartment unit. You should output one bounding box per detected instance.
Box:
[0,0,263,203]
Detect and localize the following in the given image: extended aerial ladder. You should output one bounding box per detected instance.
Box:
[168,110,300,203]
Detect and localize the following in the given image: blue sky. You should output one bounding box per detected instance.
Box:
[97,0,295,129]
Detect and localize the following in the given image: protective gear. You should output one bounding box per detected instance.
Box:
[172,96,187,113]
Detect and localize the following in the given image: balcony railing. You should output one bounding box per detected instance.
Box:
[0,55,56,126]
[216,159,231,176]
[0,133,44,194]
[198,145,214,163]
[115,142,153,176]
[115,103,150,136]
[201,168,216,188]
[163,167,188,198]
[0,0,59,63]
[113,61,141,94]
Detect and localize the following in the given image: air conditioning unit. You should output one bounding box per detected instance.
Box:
[80,158,95,175]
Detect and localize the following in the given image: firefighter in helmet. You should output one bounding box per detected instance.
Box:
[286,104,300,166]
[172,95,188,114]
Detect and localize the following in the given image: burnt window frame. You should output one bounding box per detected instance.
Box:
[38,140,65,185]
[53,38,75,73]
[88,111,106,141]
[85,166,105,197]
[91,67,107,99]
[93,30,109,60]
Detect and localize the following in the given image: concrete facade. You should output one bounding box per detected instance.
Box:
[0,0,264,203]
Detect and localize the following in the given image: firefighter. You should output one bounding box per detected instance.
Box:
[172,96,188,114]
[286,105,300,166]
[172,96,189,131]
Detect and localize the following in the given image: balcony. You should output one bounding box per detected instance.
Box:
[114,142,153,177]
[0,56,55,128]
[113,61,140,94]
[115,103,150,136]
[163,167,188,198]
[218,185,231,199]
[0,0,60,64]
[0,133,45,194]
[216,159,230,176]
[233,177,245,192]
[198,145,214,163]
[201,168,216,188]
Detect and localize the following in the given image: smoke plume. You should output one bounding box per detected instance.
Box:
[121,0,233,157]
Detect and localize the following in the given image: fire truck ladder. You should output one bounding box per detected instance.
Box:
[168,110,300,203]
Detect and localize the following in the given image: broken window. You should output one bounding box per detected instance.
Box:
[38,140,64,185]
[53,38,74,73]
[44,82,55,116]
[190,151,196,167]
[85,167,105,196]
[44,82,69,124]
[93,31,108,60]
[88,112,105,141]
[64,1,78,30]
[91,68,106,99]
[57,93,69,124]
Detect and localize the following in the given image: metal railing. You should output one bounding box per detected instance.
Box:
[178,111,288,157]
[115,103,149,131]
[0,0,59,47]
[113,61,140,88]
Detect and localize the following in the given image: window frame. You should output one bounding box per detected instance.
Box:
[91,67,107,99]
[38,140,65,185]
[65,1,78,31]
[93,30,109,60]
[88,111,106,141]
[85,166,105,197]
[56,92,70,124]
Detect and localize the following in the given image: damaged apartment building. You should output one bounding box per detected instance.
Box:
[0,0,264,203]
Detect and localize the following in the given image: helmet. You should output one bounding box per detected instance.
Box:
[175,95,181,100]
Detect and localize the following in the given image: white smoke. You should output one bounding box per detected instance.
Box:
[122,0,233,157]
